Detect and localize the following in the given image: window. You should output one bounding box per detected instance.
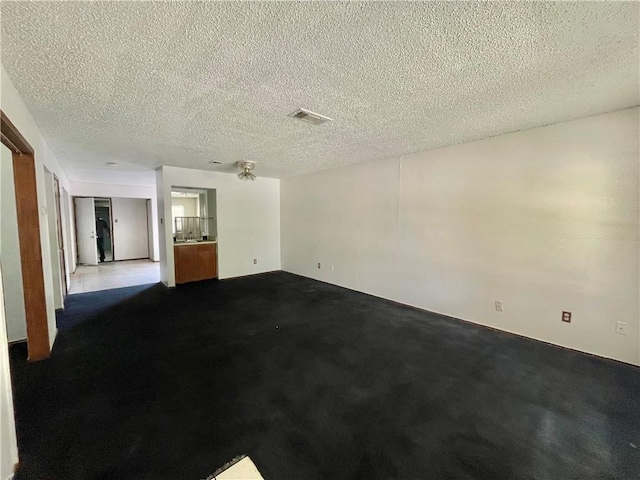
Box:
[171,205,184,234]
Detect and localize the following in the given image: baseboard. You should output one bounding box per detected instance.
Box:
[51,327,58,350]
[3,460,19,480]
[112,257,153,262]
[219,269,282,281]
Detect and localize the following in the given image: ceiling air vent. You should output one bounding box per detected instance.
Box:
[288,108,333,126]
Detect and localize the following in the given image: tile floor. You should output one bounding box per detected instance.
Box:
[68,259,160,294]
[211,457,265,480]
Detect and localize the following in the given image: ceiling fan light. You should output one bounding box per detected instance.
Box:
[237,161,257,181]
[237,170,256,181]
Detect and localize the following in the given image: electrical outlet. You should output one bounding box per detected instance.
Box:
[317,262,321,269]
[616,321,628,335]
[331,265,334,272]
[494,301,503,312]
[562,311,571,323]
[253,258,257,264]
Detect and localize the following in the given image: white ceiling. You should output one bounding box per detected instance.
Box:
[1,2,638,184]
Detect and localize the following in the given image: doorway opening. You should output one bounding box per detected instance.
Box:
[94,198,113,263]
[72,195,159,294]
[1,111,50,361]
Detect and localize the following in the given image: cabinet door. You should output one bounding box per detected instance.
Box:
[174,247,182,283]
[197,244,217,280]
[175,246,199,284]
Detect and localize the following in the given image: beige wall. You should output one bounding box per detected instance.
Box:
[1,145,27,342]
[0,263,19,480]
[0,147,19,479]
[281,108,640,365]
[112,197,149,261]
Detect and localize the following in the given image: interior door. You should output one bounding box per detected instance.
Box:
[53,175,67,296]
[75,197,98,266]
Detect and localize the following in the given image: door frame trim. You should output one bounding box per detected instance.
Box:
[1,111,50,361]
[73,196,99,266]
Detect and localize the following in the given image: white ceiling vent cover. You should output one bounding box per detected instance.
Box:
[288,108,333,126]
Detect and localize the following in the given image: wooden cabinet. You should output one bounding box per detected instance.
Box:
[197,245,217,280]
[174,243,217,284]
[174,244,199,284]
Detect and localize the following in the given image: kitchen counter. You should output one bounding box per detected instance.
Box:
[174,242,217,283]
[174,240,217,246]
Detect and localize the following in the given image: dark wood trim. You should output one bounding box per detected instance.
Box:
[12,153,50,361]
[0,111,33,154]
[1,111,50,361]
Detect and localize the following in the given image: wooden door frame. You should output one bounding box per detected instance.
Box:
[1,111,50,361]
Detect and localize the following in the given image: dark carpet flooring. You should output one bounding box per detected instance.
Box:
[9,271,640,479]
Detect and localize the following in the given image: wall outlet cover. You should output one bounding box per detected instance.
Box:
[616,321,628,335]
[495,301,503,312]
[562,311,572,323]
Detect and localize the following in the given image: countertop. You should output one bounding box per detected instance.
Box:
[174,240,217,246]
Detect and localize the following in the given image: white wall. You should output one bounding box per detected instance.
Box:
[1,145,27,342]
[0,263,19,480]
[0,154,16,480]
[70,181,160,262]
[281,108,640,366]
[157,166,281,286]
[1,64,70,348]
[111,197,149,260]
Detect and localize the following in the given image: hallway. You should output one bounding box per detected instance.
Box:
[69,259,160,294]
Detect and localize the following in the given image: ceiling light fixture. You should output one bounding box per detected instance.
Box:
[237,161,256,181]
[288,108,333,126]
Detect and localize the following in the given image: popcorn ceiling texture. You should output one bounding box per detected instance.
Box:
[1,2,638,181]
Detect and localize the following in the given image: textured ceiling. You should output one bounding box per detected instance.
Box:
[1,2,638,183]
